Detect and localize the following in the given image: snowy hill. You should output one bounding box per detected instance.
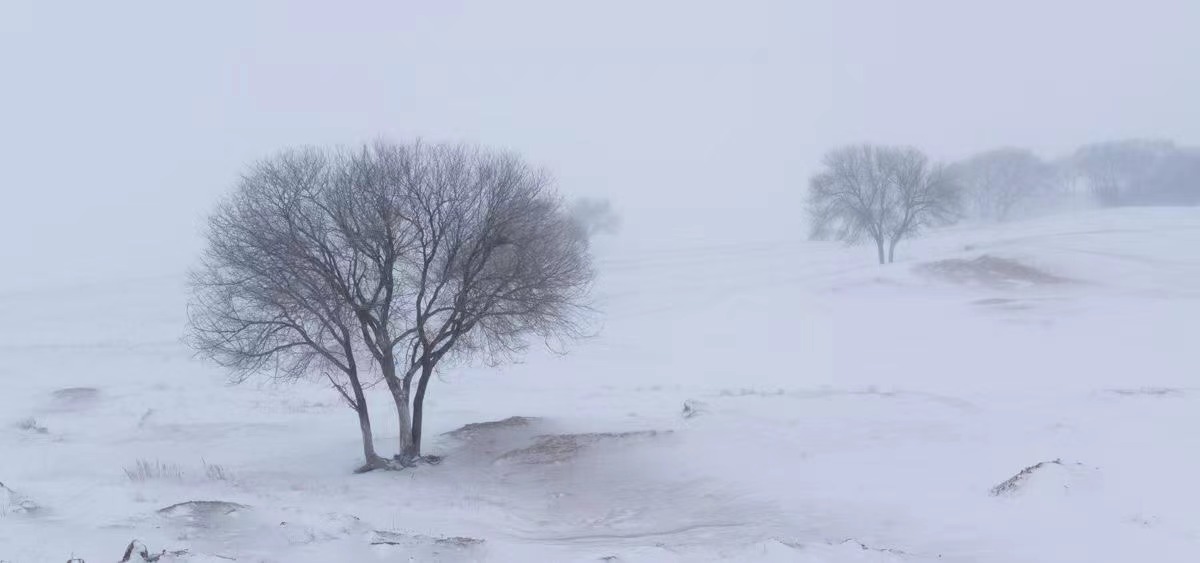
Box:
[1,208,1198,562]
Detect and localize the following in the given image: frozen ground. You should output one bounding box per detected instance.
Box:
[1,208,1198,562]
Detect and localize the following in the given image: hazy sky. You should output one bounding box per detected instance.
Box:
[2,0,1197,288]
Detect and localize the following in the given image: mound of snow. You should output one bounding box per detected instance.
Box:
[371,530,486,561]
[990,459,1097,497]
[157,500,249,529]
[747,538,916,562]
[1105,387,1185,398]
[1,480,40,515]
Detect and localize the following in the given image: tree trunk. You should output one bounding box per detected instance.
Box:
[888,237,899,263]
[392,384,413,459]
[341,353,384,471]
[875,238,886,265]
[377,354,413,460]
[347,371,383,469]
[408,363,436,460]
[352,405,384,472]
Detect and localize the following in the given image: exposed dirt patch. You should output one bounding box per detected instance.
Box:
[681,400,708,419]
[48,387,101,410]
[13,416,49,434]
[443,416,539,441]
[916,255,1072,288]
[1106,387,1184,397]
[973,297,1018,306]
[971,297,1037,311]
[496,430,668,464]
[440,416,545,460]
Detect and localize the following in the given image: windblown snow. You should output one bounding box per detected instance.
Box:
[2,208,1198,562]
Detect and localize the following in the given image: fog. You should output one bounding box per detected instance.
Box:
[2,0,1197,288]
[4,3,1200,561]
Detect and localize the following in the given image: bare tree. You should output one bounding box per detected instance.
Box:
[807,144,958,264]
[951,148,1055,221]
[315,143,426,462]
[1072,140,1166,206]
[191,140,596,468]
[377,142,595,463]
[807,145,889,264]
[188,148,387,471]
[881,147,959,263]
[393,143,595,460]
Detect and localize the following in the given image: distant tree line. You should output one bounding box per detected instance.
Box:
[1070,139,1200,207]
[955,139,1200,220]
[807,139,1200,263]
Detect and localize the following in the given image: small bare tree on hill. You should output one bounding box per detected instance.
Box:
[807,144,959,263]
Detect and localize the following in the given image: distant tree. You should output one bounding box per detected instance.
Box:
[951,148,1056,221]
[188,148,387,471]
[569,197,621,237]
[1072,139,1200,206]
[1072,140,1167,206]
[1153,147,1200,205]
[808,144,959,264]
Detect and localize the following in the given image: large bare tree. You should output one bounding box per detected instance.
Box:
[807,144,959,263]
[188,148,387,471]
[190,140,596,469]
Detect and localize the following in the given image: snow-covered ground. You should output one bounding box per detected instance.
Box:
[2,208,1198,562]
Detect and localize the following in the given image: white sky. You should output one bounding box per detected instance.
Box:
[2,0,1197,288]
